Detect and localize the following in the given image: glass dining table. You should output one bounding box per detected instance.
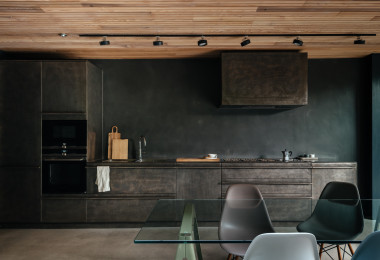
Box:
[134,199,380,260]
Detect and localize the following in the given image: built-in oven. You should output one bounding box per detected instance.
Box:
[42,120,87,194]
[42,158,86,194]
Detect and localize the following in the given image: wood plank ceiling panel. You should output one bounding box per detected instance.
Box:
[0,0,379,59]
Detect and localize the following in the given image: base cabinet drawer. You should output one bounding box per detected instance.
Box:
[222,184,312,198]
[42,199,86,223]
[86,199,157,222]
[266,198,312,221]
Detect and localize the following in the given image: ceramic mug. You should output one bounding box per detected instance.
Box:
[208,154,218,159]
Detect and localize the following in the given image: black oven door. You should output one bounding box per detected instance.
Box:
[42,159,86,194]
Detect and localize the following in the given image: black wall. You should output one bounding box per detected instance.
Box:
[92,58,371,196]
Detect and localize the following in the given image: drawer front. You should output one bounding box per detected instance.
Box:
[266,198,312,222]
[87,199,156,222]
[42,199,86,223]
[177,168,221,199]
[222,184,312,198]
[222,168,312,184]
[87,168,176,195]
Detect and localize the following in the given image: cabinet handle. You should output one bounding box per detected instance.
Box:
[43,158,85,162]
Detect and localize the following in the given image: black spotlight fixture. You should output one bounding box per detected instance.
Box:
[293,36,303,46]
[99,36,110,46]
[153,36,163,46]
[198,36,207,46]
[241,36,251,47]
[354,36,365,45]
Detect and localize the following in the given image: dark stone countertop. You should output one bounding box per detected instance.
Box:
[86,159,357,168]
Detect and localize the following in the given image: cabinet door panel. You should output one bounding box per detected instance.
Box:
[0,61,41,166]
[42,199,86,223]
[312,165,357,199]
[0,167,41,223]
[42,61,86,113]
[87,199,156,222]
[266,198,312,221]
[177,168,221,199]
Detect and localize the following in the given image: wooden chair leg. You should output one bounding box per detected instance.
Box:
[227,254,233,260]
[348,243,355,255]
[337,245,342,260]
[319,243,324,259]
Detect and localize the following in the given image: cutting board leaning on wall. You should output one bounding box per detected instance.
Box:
[108,126,129,160]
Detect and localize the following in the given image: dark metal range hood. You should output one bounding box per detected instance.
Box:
[221,51,308,109]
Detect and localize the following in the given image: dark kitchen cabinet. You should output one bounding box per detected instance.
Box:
[0,61,41,167]
[0,61,41,223]
[42,61,87,114]
[87,199,157,222]
[311,162,357,199]
[0,167,41,223]
[221,164,312,198]
[86,167,177,196]
[85,166,176,223]
[177,163,221,199]
[42,198,86,223]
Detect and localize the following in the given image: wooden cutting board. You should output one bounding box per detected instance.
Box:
[112,139,128,159]
[176,158,221,162]
[108,126,121,159]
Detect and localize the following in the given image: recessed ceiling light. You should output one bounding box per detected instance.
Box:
[99,36,110,46]
[59,33,67,37]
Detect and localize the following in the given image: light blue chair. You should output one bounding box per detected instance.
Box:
[351,231,380,260]
[244,233,319,260]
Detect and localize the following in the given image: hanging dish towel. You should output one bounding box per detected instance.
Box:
[95,166,110,192]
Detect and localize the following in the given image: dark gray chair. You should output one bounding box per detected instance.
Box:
[351,231,380,260]
[218,184,274,260]
[297,181,364,260]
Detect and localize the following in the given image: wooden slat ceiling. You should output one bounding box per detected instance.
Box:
[0,0,380,59]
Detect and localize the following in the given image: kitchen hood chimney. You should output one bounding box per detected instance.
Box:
[221,51,308,108]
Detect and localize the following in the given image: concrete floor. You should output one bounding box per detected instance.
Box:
[0,228,355,260]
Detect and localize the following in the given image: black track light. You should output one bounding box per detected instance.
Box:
[293,36,303,46]
[354,36,365,45]
[198,36,207,46]
[99,36,110,46]
[241,36,251,47]
[153,36,163,46]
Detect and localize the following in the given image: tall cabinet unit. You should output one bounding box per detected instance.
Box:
[41,61,103,223]
[0,61,42,223]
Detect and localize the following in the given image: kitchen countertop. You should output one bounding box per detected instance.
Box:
[86,159,357,168]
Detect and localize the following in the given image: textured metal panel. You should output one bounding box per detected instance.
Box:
[0,61,41,167]
[221,52,308,107]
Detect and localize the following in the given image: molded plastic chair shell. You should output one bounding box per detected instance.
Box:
[351,231,380,260]
[244,232,319,260]
[297,181,364,241]
[218,184,274,257]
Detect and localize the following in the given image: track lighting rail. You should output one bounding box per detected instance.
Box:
[80,33,376,37]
